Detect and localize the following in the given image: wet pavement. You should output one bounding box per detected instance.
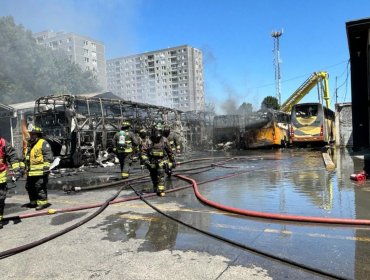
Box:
[1,147,370,279]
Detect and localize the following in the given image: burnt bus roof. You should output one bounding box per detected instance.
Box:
[34,93,183,114]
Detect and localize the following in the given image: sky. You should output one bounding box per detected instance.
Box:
[0,0,369,113]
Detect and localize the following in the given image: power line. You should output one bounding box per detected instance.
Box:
[253,59,349,90]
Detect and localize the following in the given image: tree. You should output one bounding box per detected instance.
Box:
[0,16,100,104]
[237,102,253,115]
[261,96,279,110]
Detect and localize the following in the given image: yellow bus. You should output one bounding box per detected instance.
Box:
[290,102,335,145]
[243,109,290,149]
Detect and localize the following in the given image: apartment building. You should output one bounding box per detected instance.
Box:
[106,45,204,112]
[33,30,107,90]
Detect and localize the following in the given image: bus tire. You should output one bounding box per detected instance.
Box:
[72,149,83,167]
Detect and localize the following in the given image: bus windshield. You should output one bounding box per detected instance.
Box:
[292,104,322,127]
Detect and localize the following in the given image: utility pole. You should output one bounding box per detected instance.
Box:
[271,29,283,106]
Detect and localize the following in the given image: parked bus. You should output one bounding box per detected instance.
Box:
[290,102,335,145]
[243,109,290,149]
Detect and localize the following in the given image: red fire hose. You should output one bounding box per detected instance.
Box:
[175,174,370,226]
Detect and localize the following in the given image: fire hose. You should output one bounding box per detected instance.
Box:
[0,160,363,279]
[0,185,125,259]
[175,173,370,226]
[130,184,349,280]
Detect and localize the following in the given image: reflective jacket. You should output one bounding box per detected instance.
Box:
[0,138,20,184]
[140,136,175,163]
[112,130,138,153]
[25,138,53,177]
[166,132,181,153]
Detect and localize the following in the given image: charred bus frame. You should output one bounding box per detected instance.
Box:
[33,94,184,166]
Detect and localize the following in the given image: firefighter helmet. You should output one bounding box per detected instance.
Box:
[28,124,43,134]
[152,123,163,139]
[121,120,131,129]
[139,128,147,139]
[163,125,171,138]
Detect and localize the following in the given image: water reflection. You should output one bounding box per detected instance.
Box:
[290,168,333,211]
[86,148,370,278]
[91,212,140,242]
[92,211,179,252]
[195,149,358,219]
[141,213,179,252]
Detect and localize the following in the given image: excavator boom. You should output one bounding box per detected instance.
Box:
[280,71,330,113]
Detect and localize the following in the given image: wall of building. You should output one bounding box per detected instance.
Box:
[346,19,370,149]
[106,45,205,112]
[335,103,353,147]
[33,31,107,90]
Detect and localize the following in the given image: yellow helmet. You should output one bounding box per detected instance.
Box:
[152,123,163,139]
[121,120,131,129]
[28,124,42,134]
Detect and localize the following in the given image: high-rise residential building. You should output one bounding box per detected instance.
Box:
[33,30,107,90]
[106,45,205,112]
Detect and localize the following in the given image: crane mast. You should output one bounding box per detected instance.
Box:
[280,71,330,113]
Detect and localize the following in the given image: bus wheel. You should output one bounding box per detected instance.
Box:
[72,149,83,167]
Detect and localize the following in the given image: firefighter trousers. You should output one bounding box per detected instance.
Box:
[25,175,48,204]
[149,164,166,191]
[0,183,7,217]
[116,152,132,176]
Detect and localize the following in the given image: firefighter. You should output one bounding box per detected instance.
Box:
[140,123,176,196]
[23,125,53,211]
[162,125,180,176]
[0,135,21,228]
[163,125,181,154]
[112,120,139,179]
[138,128,150,170]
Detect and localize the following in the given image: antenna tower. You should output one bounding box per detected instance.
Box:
[271,30,283,105]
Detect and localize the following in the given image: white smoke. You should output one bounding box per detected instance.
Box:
[0,0,144,58]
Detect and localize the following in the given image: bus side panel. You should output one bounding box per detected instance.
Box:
[274,122,290,145]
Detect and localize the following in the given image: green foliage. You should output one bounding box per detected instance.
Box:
[0,16,100,105]
[237,102,253,115]
[261,96,280,110]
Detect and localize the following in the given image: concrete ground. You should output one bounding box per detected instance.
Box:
[0,149,365,279]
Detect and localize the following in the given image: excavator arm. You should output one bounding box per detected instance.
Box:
[280,71,330,113]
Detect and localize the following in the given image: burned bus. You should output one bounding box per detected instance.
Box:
[213,115,245,149]
[243,109,290,149]
[181,110,214,152]
[32,94,184,166]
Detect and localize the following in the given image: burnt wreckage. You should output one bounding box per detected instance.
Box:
[33,94,210,167]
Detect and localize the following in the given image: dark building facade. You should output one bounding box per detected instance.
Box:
[346,18,370,149]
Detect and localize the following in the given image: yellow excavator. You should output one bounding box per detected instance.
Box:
[280,71,330,113]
